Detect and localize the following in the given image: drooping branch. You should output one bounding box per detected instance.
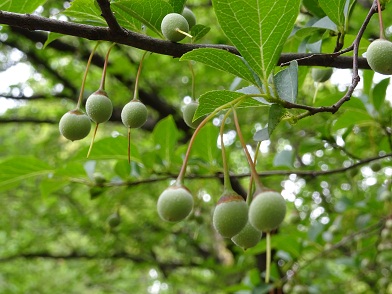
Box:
[0,10,370,69]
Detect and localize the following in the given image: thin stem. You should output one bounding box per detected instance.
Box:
[265,232,271,284]
[99,43,116,91]
[175,28,193,39]
[76,42,100,109]
[246,141,261,205]
[127,128,131,164]
[189,61,196,100]
[232,108,265,191]
[376,0,386,39]
[220,109,234,191]
[176,95,248,185]
[133,51,148,101]
[87,123,99,158]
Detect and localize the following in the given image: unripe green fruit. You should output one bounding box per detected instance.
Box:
[231,221,262,249]
[59,109,91,141]
[107,212,121,228]
[366,39,392,75]
[183,101,204,129]
[157,186,194,222]
[161,13,189,42]
[370,162,382,172]
[121,100,148,129]
[311,67,333,82]
[86,90,113,123]
[249,191,287,232]
[212,194,248,238]
[181,7,196,29]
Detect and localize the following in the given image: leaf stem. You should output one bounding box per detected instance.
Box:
[76,42,100,110]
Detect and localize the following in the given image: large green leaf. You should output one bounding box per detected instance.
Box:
[195,90,264,120]
[0,0,48,13]
[192,124,220,164]
[319,0,349,31]
[180,48,258,84]
[153,115,180,168]
[371,78,389,112]
[212,0,300,82]
[0,156,53,192]
[274,60,298,103]
[63,0,107,26]
[111,0,172,36]
[168,0,186,13]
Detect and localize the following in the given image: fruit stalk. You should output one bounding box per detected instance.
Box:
[76,41,100,110]
[99,42,116,91]
[219,109,234,192]
[133,51,148,101]
[376,0,386,40]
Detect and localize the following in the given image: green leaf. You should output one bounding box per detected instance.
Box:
[153,115,180,168]
[180,48,257,84]
[168,0,186,13]
[302,0,326,17]
[190,25,211,42]
[40,177,68,197]
[192,124,220,164]
[268,104,286,136]
[43,32,64,49]
[0,156,53,192]
[332,109,374,131]
[212,0,300,82]
[274,60,298,103]
[273,149,294,168]
[110,6,142,32]
[0,0,48,13]
[371,78,389,112]
[195,90,264,120]
[111,0,173,36]
[319,0,347,31]
[253,128,269,142]
[72,136,141,163]
[63,0,107,26]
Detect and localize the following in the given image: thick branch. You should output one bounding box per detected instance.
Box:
[0,10,370,69]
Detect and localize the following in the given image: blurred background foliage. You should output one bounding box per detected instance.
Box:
[0,0,391,293]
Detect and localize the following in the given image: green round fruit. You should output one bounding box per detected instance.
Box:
[59,109,91,141]
[157,186,194,222]
[183,101,204,129]
[121,100,148,129]
[181,7,196,29]
[249,191,287,232]
[231,221,262,249]
[86,90,113,123]
[311,67,333,82]
[370,162,382,172]
[212,194,248,238]
[161,13,189,42]
[107,212,121,228]
[366,39,392,75]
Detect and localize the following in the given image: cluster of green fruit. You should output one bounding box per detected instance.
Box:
[59,92,147,141]
[156,185,286,250]
[161,7,196,42]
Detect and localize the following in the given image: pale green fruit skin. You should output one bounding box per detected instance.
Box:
[183,101,204,129]
[181,7,196,29]
[311,67,333,82]
[366,39,392,75]
[249,191,287,232]
[121,100,148,129]
[59,110,91,141]
[213,194,248,238]
[86,91,113,123]
[231,222,262,249]
[161,13,189,42]
[157,186,194,222]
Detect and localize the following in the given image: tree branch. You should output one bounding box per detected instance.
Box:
[0,10,370,69]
